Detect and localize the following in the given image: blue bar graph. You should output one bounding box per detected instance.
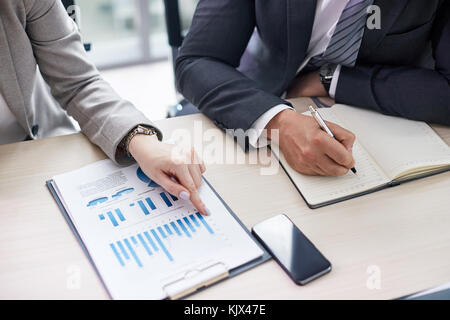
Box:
[138,200,150,215]
[183,217,196,233]
[109,215,215,268]
[189,214,200,227]
[144,231,159,251]
[151,229,173,262]
[145,197,156,210]
[110,243,125,266]
[107,211,118,227]
[196,212,214,234]
[116,241,130,260]
[99,209,126,226]
[157,226,167,238]
[164,224,173,235]
[115,209,126,222]
[137,233,153,256]
[177,219,191,238]
[170,222,182,236]
[124,238,143,267]
[160,192,173,207]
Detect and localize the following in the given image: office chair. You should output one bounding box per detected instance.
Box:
[163,0,200,117]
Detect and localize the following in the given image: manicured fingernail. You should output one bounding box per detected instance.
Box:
[179,191,190,200]
[204,208,211,216]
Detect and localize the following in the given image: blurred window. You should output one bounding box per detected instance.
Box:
[76,0,198,69]
[179,0,198,34]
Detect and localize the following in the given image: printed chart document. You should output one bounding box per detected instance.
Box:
[273,104,450,208]
[49,160,264,299]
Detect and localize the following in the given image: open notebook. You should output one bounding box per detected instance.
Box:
[272,104,450,209]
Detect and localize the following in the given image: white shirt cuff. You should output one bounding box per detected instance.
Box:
[329,64,342,99]
[248,104,293,148]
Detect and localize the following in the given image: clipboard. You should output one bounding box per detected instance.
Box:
[46,177,271,300]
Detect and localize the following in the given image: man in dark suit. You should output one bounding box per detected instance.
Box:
[176,0,450,176]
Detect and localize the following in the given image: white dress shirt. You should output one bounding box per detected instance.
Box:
[0,93,27,145]
[248,0,350,147]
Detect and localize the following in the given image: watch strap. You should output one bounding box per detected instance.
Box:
[121,125,158,157]
[319,64,337,93]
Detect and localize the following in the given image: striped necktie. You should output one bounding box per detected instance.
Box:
[308,0,374,68]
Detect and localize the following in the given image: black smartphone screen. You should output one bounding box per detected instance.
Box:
[252,214,331,285]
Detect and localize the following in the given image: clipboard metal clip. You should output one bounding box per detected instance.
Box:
[162,261,229,300]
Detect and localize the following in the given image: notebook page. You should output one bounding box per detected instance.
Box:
[332,105,450,180]
[272,109,389,206]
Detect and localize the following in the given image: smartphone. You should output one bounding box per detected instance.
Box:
[252,214,331,285]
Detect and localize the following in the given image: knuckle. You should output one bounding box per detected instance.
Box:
[311,133,323,147]
[294,162,312,175]
[302,147,315,161]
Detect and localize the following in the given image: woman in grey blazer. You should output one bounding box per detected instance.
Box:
[0,0,209,215]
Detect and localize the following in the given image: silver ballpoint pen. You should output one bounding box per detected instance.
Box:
[309,105,357,174]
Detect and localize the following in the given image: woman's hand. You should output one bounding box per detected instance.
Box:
[128,134,209,215]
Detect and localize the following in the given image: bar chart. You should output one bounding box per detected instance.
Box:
[95,188,184,231]
[130,192,179,217]
[99,209,126,227]
[109,212,215,268]
[136,197,156,215]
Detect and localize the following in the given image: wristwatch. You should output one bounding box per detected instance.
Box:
[319,63,338,93]
[122,125,158,157]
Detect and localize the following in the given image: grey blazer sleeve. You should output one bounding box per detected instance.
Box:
[175,0,289,133]
[335,1,450,126]
[24,0,162,165]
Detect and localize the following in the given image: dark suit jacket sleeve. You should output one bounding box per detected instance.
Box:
[335,3,450,126]
[175,0,290,132]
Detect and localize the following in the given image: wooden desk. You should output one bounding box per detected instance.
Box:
[1,98,449,299]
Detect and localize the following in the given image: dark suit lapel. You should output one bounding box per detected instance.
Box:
[0,16,30,132]
[283,0,317,85]
[359,0,409,59]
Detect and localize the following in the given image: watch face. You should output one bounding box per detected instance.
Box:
[137,126,154,135]
[320,64,335,84]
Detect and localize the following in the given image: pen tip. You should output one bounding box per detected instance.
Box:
[351,168,357,174]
